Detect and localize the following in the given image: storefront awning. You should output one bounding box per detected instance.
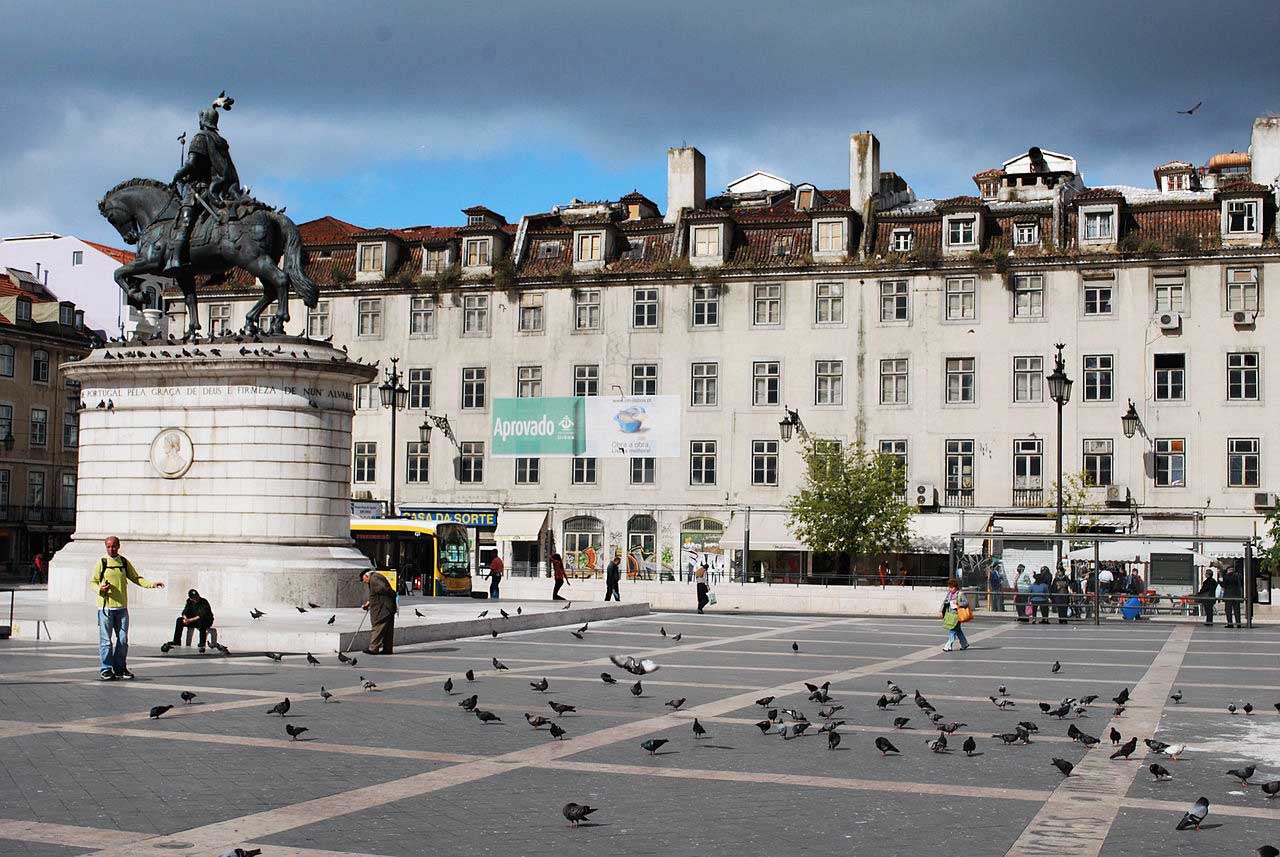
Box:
[721,512,802,551]
[492,510,548,542]
[910,512,990,554]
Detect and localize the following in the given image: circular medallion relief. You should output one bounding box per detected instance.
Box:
[150,427,194,479]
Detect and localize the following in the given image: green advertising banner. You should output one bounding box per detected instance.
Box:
[491,397,584,457]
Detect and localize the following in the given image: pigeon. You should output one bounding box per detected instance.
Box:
[474,709,502,724]
[362,679,377,691]
[549,722,567,740]
[570,631,584,640]
[249,608,265,619]
[1229,704,1238,715]
[993,732,1025,745]
[267,698,290,717]
[990,696,1016,709]
[792,641,799,652]
[672,633,682,641]
[1144,739,1170,754]
[336,651,353,664]
[286,724,309,740]
[928,734,948,753]
[517,607,522,615]
[306,653,320,666]
[1018,721,1040,734]
[893,717,911,729]
[930,713,945,724]
[610,655,660,676]
[1176,100,1202,115]
[459,695,478,711]
[1051,758,1074,777]
[938,722,967,735]
[1259,847,1279,857]
[180,691,197,704]
[660,627,667,637]
[327,615,335,625]
[576,624,589,634]
[1113,706,1126,717]
[756,696,776,708]
[265,652,284,662]
[563,602,571,609]
[1067,723,1083,742]
[149,705,173,719]
[641,739,669,755]
[1169,690,1183,704]
[828,730,842,750]
[491,630,498,638]
[692,718,706,739]
[320,687,333,703]
[562,802,598,827]
[1080,695,1098,706]
[766,709,778,722]
[1114,688,1130,706]
[1051,661,1061,673]
[296,606,308,613]
[781,722,811,740]
[1078,732,1101,748]
[819,705,844,719]
[754,720,774,734]
[1163,743,1186,760]
[998,685,1008,697]
[549,701,576,716]
[465,670,475,681]
[631,681,643,697]
[1111,737,1137,760]
[492,658,509,671]
[530,677,549,692]
[1175,796,1209,831]
[1245,703,1255,715]
[876,695,890,711]
[875,737,900,756]
[443,677,454,694]
[308,601,320,609]
[1038,702,1052,714]
[666,698,686,710]
[1150,763,1173,781]
[600,673,617,684]
[160,642,173,654]
[1261,781,1280,798]
[887,681,904,695]
[782,708,807,722]
[962,736,976,756]
[1228,765,1256,786]
[500,609,510,619]
[478,610,488,618]
[415,609,425,618]
[526,714,551,729]
[818,720,844,734]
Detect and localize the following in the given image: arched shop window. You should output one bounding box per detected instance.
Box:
[680,517,725,574]
[627,514,656,557]
[563,516,603,572]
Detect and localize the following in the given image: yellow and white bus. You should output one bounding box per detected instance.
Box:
[350,518,472,596]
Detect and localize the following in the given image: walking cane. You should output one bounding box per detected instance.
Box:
[343,606,370,655]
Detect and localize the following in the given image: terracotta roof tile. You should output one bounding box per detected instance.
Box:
[972,169,1005,179]
[81,240,135,265]
[1217,181,1272,195]
[1072,187,1126,202]
[298,216,363,244]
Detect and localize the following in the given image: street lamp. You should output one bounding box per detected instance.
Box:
[1121,399,1141,439]
[378,357,409,517]
[418,418,432,446]
[1046,343,1073,565]
[778,406,808,443]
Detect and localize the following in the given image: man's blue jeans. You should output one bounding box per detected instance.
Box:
[98,608,129,673]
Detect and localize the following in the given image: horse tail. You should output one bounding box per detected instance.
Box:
[271,211,319,308]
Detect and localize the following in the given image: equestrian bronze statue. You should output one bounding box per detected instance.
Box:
[98,93,318,338]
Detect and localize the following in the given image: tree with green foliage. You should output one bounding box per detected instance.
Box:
[786,439,912,557]
[1260,509,1280,573]
[1042,470,1103,533]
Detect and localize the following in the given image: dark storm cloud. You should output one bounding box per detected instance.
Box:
[2,0,1277,240]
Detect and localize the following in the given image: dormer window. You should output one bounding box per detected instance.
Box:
[1227,200,1257,234]
[1013,222,1039,246]
[692,226,720,258]
[538,241,561,260]
[423,247,449,273]
[1084,210,1113,240]
[813,219,847,254]
[577,232,603,263]
[74,310,84,330]
[464,238,491,268]
[891,229,913,252]
[358,243,384,274]
[948,218,975,246]
[796,188,814,210]
[1167,173,1189,191]
[15,298,31,322]
[468,214,485,226]
[59,304,74,326]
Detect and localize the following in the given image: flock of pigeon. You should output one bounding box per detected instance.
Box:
[142,613,1278,852]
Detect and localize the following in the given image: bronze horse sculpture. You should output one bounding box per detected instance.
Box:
[98,178,318,338]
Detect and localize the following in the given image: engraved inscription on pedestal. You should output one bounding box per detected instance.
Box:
[149,427,194,479]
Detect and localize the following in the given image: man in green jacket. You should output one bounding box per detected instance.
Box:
[92,536,164,680]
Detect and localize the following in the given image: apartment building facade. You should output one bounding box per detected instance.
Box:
[172,117,1280,580]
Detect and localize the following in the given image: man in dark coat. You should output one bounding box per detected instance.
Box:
[605,553,621,601]
[172,588,216,652]
[361,569,397,654]
[1219,563,1244,628]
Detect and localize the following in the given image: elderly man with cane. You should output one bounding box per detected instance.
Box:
[360,568,397,655]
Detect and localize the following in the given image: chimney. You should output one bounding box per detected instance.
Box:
[665,147,705,223]
[850,131,881,215]
[1250,115,1280,190]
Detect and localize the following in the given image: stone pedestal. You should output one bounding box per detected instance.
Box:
[48,338,377,609]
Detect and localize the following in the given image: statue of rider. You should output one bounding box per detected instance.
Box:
[168,92,241,271]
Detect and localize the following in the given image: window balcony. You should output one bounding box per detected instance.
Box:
[944,489,975,507]
[1012,488,1044,508]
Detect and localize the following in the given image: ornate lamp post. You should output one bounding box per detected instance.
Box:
[1121,399,1141,439]
[378,357,408,517]
[1046,344,1073,567]
[778,406,809,443]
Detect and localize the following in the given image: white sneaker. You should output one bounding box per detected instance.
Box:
[942,643,953,652]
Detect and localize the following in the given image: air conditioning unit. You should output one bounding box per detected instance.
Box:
[1253,492,1277,510]
[914,483,938,509]
[353,490,373,501]
[1232,310,1258,327]
[1157,312,1182,331]
[1104,485,1127,506]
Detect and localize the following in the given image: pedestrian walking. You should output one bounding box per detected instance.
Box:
[30,552,47,584]
[604,553,621,601]
[486,554,504,600]
[988,561,1006,612]
[361,568,397,654]
[1220,563,1243,627]
[92,536,164,680]
[1029,567,1051,624]
[1013,564,1033,622]
[1051,568,1072,624]
[551,552,569,600]
[940,578,970,652]
[1197,569,1218,626]
[172,589,217,652]
[695,562,710,613]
